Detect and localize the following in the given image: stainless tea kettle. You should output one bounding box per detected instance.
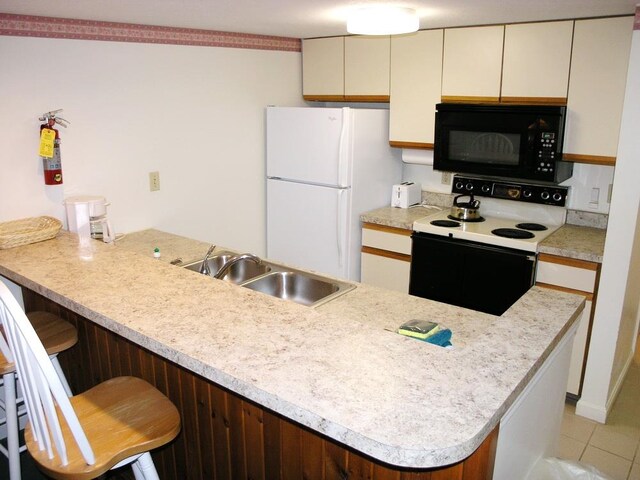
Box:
[450,194,481,221]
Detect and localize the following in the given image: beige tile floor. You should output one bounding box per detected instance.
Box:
[557,341,640,480]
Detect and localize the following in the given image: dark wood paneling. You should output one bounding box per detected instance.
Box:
[22,288,499,480]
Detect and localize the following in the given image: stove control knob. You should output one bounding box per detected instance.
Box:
[481,184,491,193]
[541,191,550,201]
[523,189,533,198]
[465,183,474,191]
[553,192,563,202]
[455,181,464,190]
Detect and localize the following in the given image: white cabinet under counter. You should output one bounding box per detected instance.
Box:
[360,223,412,293]
[536,253,601,398]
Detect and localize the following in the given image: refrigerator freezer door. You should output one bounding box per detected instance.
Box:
[266,107,351,187]
[267,179,350,278]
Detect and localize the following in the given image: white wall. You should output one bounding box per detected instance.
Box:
[577,26,640,423]
[0,36,304,255]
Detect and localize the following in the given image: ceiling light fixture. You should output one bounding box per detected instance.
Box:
[347,6,419,35]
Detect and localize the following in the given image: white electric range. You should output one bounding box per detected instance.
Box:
[409,175,569,315]
[413,176,569,253]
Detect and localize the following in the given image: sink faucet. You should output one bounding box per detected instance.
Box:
[199,245,216,275]
[213,253,261,279]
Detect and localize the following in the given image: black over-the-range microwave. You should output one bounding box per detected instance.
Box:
[433,103,573,184]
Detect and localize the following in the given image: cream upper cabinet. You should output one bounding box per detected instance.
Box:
[563,16,634,164]
[302,37,344,99]
[442,25,504,102]
[344,36,391,100]
[389,30,444,147]
[501,21,574,102]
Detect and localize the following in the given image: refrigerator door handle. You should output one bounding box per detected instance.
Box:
[337,108,350,188]
[337,189,345,268]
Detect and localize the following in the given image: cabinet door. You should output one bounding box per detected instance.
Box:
[302,37,344,100]
[389,29,444,148]
[536,254,600,397]
[567,299,592,396]
[361,252,410,293]
[563,16,634,164]
[344,36,391,101]
[442,25,504,102]
[361,225,411,292]
[501,21,574,103]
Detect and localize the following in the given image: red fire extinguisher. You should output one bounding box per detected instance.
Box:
[39,109,69,185]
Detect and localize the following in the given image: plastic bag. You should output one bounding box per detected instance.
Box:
[529,457,613,480]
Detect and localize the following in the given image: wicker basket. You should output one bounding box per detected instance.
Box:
[0,216,63,249]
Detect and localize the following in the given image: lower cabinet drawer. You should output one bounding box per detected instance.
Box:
[361,252,410,293]
[362,225,412,255]
[536,255,598,293]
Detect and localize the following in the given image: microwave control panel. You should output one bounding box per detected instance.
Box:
[452,175,568,207]
[536,132,558,176]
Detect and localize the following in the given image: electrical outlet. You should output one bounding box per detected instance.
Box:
[441,171,452,185]
[149,171,160,192]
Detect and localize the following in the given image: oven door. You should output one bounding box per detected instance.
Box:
[409,232,537,315]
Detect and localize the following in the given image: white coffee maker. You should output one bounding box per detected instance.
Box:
[64,196,115,244]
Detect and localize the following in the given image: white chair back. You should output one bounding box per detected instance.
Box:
[0,282,95,467]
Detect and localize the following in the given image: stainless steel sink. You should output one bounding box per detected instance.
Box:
[182,251,354,306]
[182,252,271,284]
[241,271,354,307]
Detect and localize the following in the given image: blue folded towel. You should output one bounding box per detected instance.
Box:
[423,328,452,347]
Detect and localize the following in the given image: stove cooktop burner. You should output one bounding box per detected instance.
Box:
[491,228,535,239]
[516,223,548,231]
[431,219,461,228]
[447,215,485,223]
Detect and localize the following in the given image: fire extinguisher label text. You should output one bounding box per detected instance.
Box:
[39,128,56,158]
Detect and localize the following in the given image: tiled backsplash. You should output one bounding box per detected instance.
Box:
[565,210,608,229]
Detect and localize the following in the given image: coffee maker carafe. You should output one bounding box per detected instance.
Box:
[64,195,115,244]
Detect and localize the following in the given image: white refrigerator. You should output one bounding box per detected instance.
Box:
[266,106,402,281]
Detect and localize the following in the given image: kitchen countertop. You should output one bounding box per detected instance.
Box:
[361,206,606,263]
[361,205,443,230]
[538,224,606,263]
[0,229,583,469]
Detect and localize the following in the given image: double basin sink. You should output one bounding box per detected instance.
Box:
[181,251,354,307]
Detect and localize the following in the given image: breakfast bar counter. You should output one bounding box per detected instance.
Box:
[0,229,584,477]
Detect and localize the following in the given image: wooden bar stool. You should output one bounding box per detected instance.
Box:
[0,310,77,480]
[0,283,181,480]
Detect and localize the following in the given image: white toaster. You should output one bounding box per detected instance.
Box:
[391,183,421,208]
